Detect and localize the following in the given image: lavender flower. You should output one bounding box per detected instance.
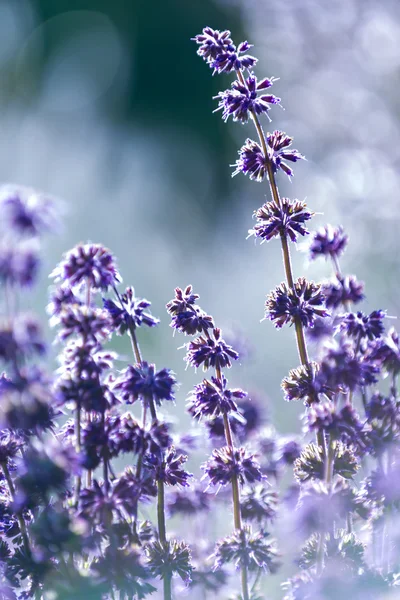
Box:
[55,305,112,344]
[0,244,40,288]
[0,185,58,237]
[214,75,280,123]
[213,526,279,572]
[187,375,246,420]
[203,446,262,488]
[367,327,400,375]
[166,285,214,335]
[192,27,257,74]
[322,276,365,309]
[146,539,193,583]
[114,361,177,406]
[281,362,333,404]
[249,198,314,243]
[338,310,385,341]
[185,328,238,370]
[50,243,121,291]
[145,446,192,488]
[265,278,328,329]
[103,287,159,333]
[309,225,348,260]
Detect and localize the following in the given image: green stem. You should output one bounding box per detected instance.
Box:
[1,461,30,554]
[74,400,82,505]
[157,478,172,600]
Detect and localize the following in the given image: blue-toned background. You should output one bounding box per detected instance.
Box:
[3,1,400,596]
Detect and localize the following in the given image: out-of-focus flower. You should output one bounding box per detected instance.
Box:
[114,362,177,407]
[322,276,365,309]
[367,327,400,375]
[146,539,193,582]
[240,485,278,524]
[50,243,121,291]
[0,185,59,237]
[213,526,279,572]
[338,310,385,341]
[0,244,40,288]
[309,225,348,261]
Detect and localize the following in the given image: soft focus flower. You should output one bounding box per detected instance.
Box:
[265,278,328,329]
[114,362,177,406]
[146,539,193,582]
[50,243,121,291]
[0,185,59,237]
[338,310,385,341]
[367,327,400,375]
[213,526,279,572]
[249,198,314,243]
[240,485,278,524]
[322,276,365,309]
[214,75,280,123]
[0,244,40,288]
[309,225,348,260]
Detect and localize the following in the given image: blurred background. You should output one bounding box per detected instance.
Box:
[2,0,400,594]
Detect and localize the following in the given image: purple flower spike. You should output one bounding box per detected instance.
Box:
[51,243,121,292]
[265,278,328,329]
[249,198,314,243]
[104,287,159,334]
[309,225,348,260]
[0,185,59,237]
[215,75,280,123]
[114,361,177,406]
[188,375,246,420]
[185,328,239,371]
[192,28,257,74]
[203,446,263,488]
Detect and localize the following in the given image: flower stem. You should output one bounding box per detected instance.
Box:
[157,477,172,600]
[74,399,82,506]
[216,365,249,600]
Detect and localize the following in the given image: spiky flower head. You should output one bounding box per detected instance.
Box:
[114,361,177,407]
[146,539,193,582]
[185,328,238,370]
[294,442,359,483]
[193,27,257,74]
[367,327,400,375]
[0,184,59,237]
[104,287,159,333]
[233,133,304,182]
[240,485,278,524]
[281,361,333,405]
[249,198,314,243]
[213,526,279,572]
[322,276,365,309]
[338,310,385,341]
[50,243,121,291]
[203,445,262,488]
[215,75,280,123]
[309,225,348,260]
[55,305,112,344]
[166,285,214,335]
[188,375,246,420]
[144,446,192,487]
[265,278,328,329]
